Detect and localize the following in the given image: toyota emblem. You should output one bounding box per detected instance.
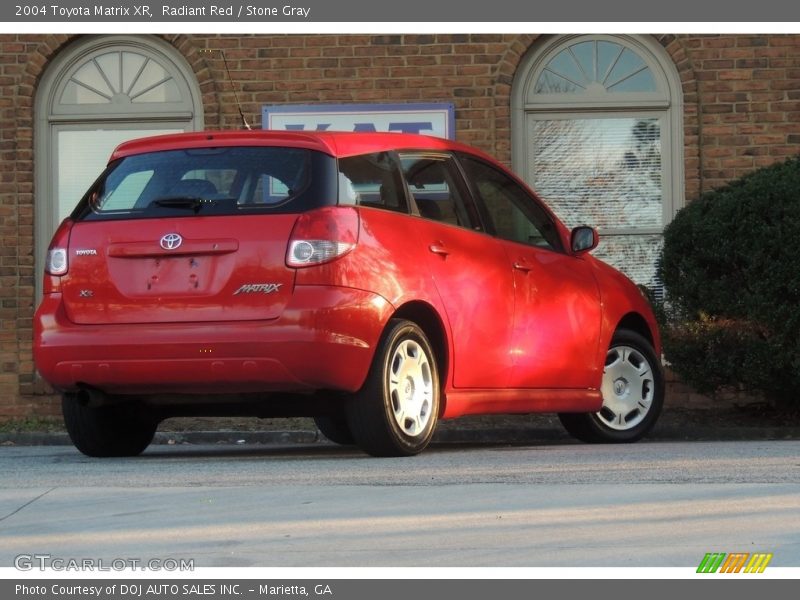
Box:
[160,233,183,250]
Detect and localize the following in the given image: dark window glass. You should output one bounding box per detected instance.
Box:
[399,152,476,230]
[458,154,563,252]
[72,147,337,220]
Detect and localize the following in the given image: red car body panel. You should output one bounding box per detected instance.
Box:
[410,216,516,389]
[34,130,661,421]
[500,240,602,390]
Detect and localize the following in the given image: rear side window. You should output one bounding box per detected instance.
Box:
[400,152,478,231]
[337,152,407,213]
[72,146,337,220]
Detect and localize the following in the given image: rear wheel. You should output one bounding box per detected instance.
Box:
[62,394,158,457]
[313,413,355,445]
[559,329,664,443]
[346,319,440,457]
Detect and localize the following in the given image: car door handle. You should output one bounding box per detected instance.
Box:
[429,244,450,256]
[513,261,533,272]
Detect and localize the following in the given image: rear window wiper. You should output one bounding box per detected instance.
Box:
[150,196,220,213]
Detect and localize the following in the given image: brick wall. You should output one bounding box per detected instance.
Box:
[1,36,36,418]
[0,33,798,419]
[684,35,800,192]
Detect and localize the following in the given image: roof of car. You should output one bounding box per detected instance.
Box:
[110,130,495,163]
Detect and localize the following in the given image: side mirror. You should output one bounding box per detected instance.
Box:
[571,226,598,254]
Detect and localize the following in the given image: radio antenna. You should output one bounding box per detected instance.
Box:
[203,49,252,130]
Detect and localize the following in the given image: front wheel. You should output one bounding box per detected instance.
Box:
[346,319,440,457]
[559,329,664,443]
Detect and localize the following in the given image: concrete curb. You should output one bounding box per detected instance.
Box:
[2,424,800,447]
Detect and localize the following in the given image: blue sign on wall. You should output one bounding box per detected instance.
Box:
[262,103,455,139]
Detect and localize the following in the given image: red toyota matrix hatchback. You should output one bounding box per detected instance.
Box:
[34,130,664,457]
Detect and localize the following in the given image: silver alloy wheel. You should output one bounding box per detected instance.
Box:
[598,344,655,431]
[387,339,433,438]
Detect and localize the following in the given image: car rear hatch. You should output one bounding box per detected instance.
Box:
[59,144,337,325]
[63,216,300,324]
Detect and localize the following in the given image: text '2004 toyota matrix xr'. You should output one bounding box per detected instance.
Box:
[34,130,664,457]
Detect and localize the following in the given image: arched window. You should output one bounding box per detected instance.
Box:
[512,35,683,294]
[35,35,204,291]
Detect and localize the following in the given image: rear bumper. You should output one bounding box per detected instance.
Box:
[34,285,393,395]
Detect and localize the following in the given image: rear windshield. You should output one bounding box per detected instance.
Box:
[72,146,337,220]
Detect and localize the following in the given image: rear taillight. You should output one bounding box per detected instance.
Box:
[46,248,68,275]
[43,219,74,293]
[286,207,359,268]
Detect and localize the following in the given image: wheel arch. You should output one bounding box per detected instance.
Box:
[615,311,656,348]
[391,301,450,415]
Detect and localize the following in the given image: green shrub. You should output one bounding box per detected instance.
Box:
[658,155,800,405]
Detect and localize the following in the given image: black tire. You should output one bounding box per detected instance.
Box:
[62,394,158,457]
[313,413,355,445]
[559,329,664,443]
[346,319,440,457]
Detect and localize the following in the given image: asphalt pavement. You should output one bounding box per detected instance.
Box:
[1,441,799,567]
